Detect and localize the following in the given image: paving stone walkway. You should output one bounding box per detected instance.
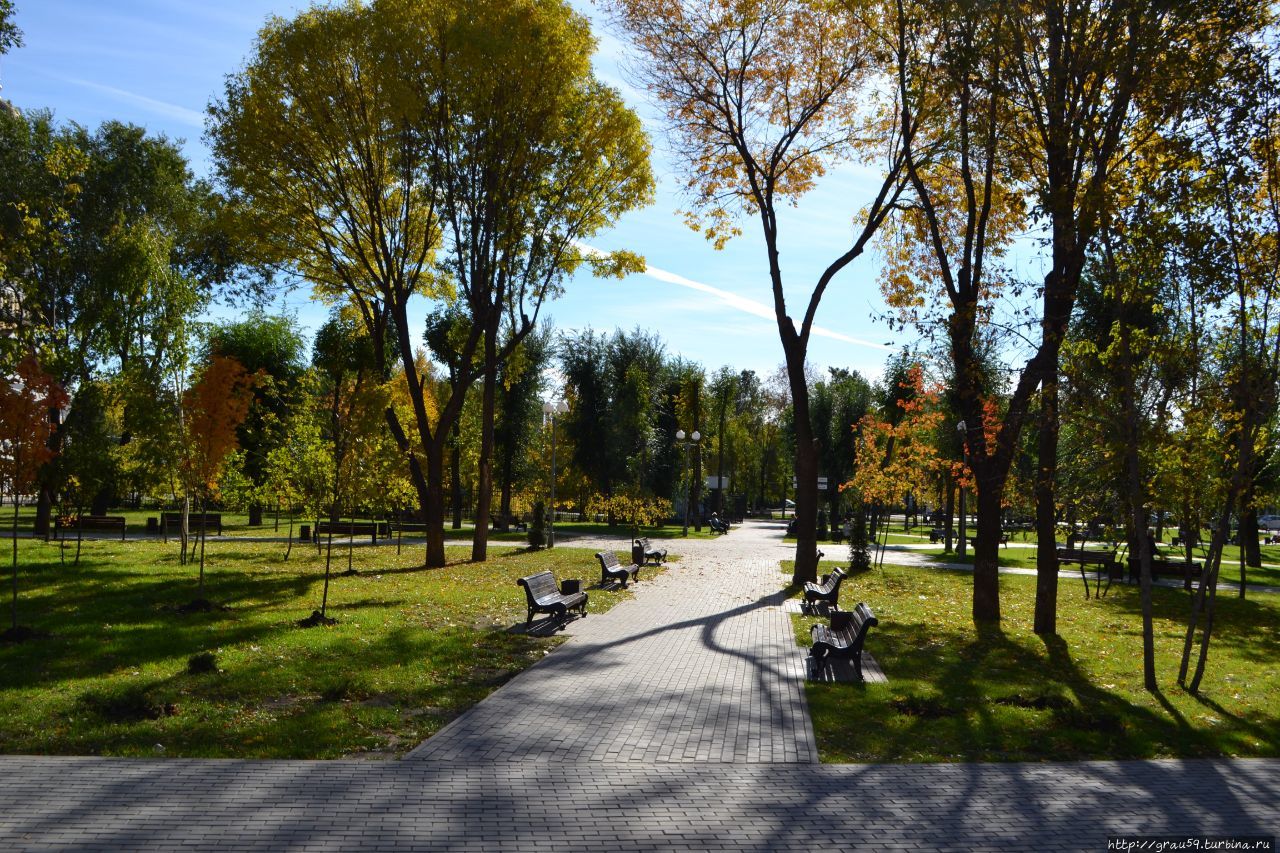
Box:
[2,520,1277,851]
[409,520,812,764]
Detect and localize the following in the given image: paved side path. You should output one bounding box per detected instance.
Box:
[409,520,813,763]
[2,755,1275,851]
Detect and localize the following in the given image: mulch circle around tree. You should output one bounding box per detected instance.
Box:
[1,625,49,643]
[298,610,338,628]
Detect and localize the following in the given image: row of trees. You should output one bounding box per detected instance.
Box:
[605,0,1279,691]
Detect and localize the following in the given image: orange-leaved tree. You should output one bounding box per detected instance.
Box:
[0,355,68,639]
[845,365,951,567]
[180,354,255,606]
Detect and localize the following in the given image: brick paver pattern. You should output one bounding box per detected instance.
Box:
[409,520,812,764]
[2,520,1277,851]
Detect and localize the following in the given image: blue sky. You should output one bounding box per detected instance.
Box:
[1,0,913,381]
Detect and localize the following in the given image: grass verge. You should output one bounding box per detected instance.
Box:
[790,561,1280,763]
[0,538,658,759]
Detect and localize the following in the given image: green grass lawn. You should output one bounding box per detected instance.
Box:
[6,506,711,543]
[0,537,657,759]
[791,562,1280,763]
[909,544,1280,587]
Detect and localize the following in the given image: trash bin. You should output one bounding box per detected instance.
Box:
[299,524,311,542]
[146,517,159,534]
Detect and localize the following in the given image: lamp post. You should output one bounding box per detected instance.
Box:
[956,420,967,558]
[675,428,701,536]
[542,399,569,548]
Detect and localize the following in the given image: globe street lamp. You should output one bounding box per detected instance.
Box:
[675,428,701,536]
[542,399,569,548]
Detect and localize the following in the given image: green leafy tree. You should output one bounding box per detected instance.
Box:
[0,0,22,55]
[206,312,306,527]
[209,0,653,569]
[0,112,230,534]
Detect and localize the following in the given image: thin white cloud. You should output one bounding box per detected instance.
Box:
[37,69,204,128]
[577,242,891,351]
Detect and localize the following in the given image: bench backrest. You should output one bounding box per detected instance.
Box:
[71,515,125,527]
[819,567,846,594]
[1057,547,1116,560]
[518,571,560,605]
[597,551,622,570]
[829,601,877,645]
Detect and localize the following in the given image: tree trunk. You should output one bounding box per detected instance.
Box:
[450,427,463,530]
[1118,339,1158,689]
[424,443,448,568]
[943,470,954,553]
[10,496,19,632]
[34,488,52,540]
[1241,503,1260,570]
[790,434,821,585]
[472,319,499,562]
[1034,379,1060,635]
[972,475,1002,623]
[197,494,208,600]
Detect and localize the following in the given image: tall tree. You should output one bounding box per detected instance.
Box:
[180,355,255,607]
[210,0,652,567]
[607,0,909,582]
[883,0,1249,625]
[206,311,307,526]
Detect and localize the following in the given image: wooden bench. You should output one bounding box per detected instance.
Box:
[631,537,666,566]
[315,520,379,543]
[808,603,879,681]
[595,551,640,588]
[161,511,223,538]
[56,515,126,541]
[964,532,1011,548]
[928,527,946,543]
[802,567,846,614]
[1057,546,1120,598]
[1127,556,1203,591]
[517,571,588,627]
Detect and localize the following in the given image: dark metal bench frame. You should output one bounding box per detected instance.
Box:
[802,567,846,613]
[517,571,588,627]
[1127,556,1202,591]
[161,511,223,539]
[808,602,878,681]
[631,537,666,566]
[1057,546,1120,599]
[595,551,640,588]
[315,520,380,543]
[56,515,126,541]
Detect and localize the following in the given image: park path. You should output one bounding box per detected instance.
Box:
[2,520,1278,851]
[408,518,815,763]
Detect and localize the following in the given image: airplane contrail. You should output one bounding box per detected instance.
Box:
[579,243,891,351]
